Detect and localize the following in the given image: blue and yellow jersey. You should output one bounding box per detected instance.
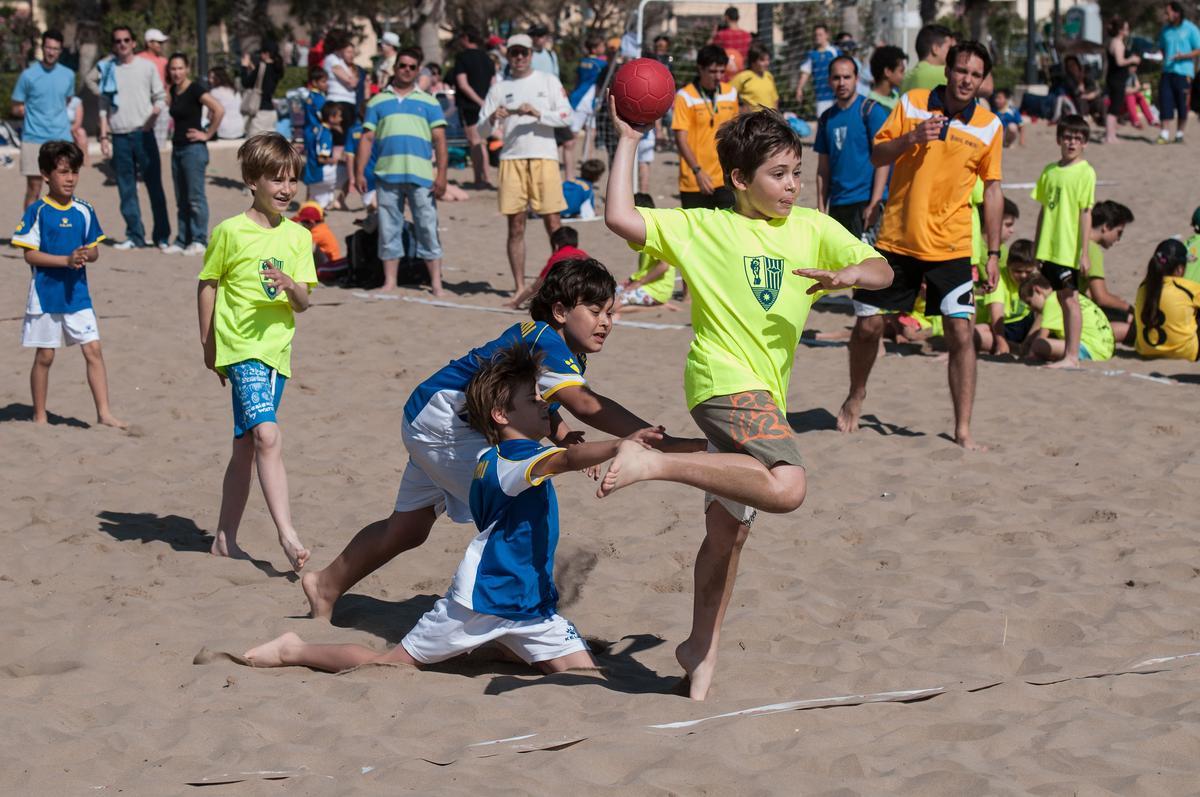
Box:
[302,123,334,185]
[13,196,105,314]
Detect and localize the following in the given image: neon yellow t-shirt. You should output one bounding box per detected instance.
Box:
[1031,159,1096,269]
[1039,292,1115,361]
[198,214,318,378]
[628,252,677,305]
[976,246,1029,324]
[636,206,879,411]
[731,69,779,109]
[1134,276,1200,360]
[1184,233,1200,284]
[1077,239,1104,293]
[899,60,946,94]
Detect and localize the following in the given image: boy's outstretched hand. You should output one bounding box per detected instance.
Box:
[625,425,664,449]
[794,267,860,295]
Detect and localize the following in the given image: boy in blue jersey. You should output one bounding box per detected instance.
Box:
[302,259,705,619]
[343,120,378,208]
[303,102,341,209]
[247,344,653,674]
[12,141,125,428]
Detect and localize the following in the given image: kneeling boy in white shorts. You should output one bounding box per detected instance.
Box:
[246,344,657,675]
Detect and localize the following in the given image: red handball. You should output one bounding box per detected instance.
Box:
[610,58,676,125]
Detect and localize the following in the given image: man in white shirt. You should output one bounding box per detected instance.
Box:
[480,34,572,296]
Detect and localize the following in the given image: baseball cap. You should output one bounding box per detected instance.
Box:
[507,34,533,51]
[380,31,400,48]
[486,34,504,49]
[292,205,323,224]
[144,28,168,43]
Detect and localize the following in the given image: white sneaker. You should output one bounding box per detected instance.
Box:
[161,244,185,254]
[183,242,206,256]
[113,240,140,250]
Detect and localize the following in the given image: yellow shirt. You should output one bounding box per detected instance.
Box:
[636,206,880,411]
[874,88,1003,262]
[731,69,779,109]
[628,252,676,305]
[1135,276,1200,360]
[671,81,739,193]
[1032,159,1096,269]
[198,214,318,378]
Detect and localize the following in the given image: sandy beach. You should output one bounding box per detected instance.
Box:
[2,119,1199,794]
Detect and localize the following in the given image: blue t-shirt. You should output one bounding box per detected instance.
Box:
[813,96,889,206]
[569,55,607,109]
[12,62,75,144]
[561,177,595,218]
[12,197,105,313]
[997,107,1022,128]
[450,438,565,621]
[303,89,326,132]
[1159,20,1200,77]
[344,122,378,192]
[303,124,334,185]
[403,320,587,435]
[804,47,840,103]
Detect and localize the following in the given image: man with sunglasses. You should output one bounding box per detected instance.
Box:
[479,34,572,297]
[12,30,76,209]
[356,47,449,295]
[86,25,170,250]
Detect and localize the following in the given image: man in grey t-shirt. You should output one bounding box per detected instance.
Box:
[86,24,170,249]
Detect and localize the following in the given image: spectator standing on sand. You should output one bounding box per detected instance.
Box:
[165,53,223,256]
[1156,0,1200,144]
[207,68,245,140]
[12,29,75,209]
[87,25,171,251]
[240,40,284,137]
[795,24,840,118]
[139,29,171,148]
[451,27,496,189]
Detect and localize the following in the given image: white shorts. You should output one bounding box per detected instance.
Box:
[636,130,656,164]
[568,86,596,133]
[618,286,660,306]
[703,441,757,526]
[394,420,488,523]
[400,596,588,665]
[22,308,99,348]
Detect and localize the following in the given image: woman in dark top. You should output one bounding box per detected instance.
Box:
[166,53,223,255]
[1104,16,1142,143]
[240,40,284,137]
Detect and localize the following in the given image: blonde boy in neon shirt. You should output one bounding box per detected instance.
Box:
[198,133,318,572]
[1031,114,1095,369]
[601,103,892,700]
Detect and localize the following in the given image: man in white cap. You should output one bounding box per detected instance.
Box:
[479,33,572,298]
[140,28,170,148]
[376,31,400,89]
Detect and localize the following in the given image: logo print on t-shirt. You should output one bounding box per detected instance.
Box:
[260,257,282,299]
[744,255,784,310]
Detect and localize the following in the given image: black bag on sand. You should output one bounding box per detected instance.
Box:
[344,222,428,289]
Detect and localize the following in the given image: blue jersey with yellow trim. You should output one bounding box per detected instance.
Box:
[343,122,377,192]
[449,438,564,620]
[12,196,105,314]
[403,321,587,435]
[303,124,334,185]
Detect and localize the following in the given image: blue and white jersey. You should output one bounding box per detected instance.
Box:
[450,439,565,620]
[403,321,587,438]
[13,197,105,314]
[303,124,334,185]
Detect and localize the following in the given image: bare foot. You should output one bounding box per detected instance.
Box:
[279,534,310,572]
[211,530,247,559]
[301,570,336,620]
[372,284,398,294]
[596,441,661,499]
[33,414,49,426]
[954,433,989,452]
[835,393,864,433]
[1046,358,1081,370]
[244,631,304,668]
[675,639,717,701]
[430,288,448,299]
[98,414,129,429]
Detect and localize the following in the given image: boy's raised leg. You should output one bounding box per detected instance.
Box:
[30,348,54,425]
[213,435,255,559]
[81,341,127,428]
[302,507,438,619]
[245,631,419,672]
[837,316,885,433]
[675,505,748,700]
[251,422,309,571]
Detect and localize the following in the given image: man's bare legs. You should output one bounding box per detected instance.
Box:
[464,124,490,186]
[424,258,445,297]
[30,347,54,425]
[81,340,127,428]
[24,176,43,210]
[212,435,255,559]
[506,213,527,295]
[379,257,445,297]
[302,507,438,619]
[944,316,983,450]
[837,315,885,432]
[675,504,748,700]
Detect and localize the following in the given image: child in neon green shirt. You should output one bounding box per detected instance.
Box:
[600,103,892,701]
[1032,115,1095,369]
[975,238,1037,356]
[1184,206,1200,284]
[197,133,318,572]
[1021,274,1115,362]
[616,193,678,314]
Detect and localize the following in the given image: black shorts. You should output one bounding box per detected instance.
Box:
[829,201,867,240]
[852,250,974,317]
[1003,313,1035,344]
[680,187,734,210]
[1039,261,1077,291]
[457,104,481,127]
[554,126,574,146]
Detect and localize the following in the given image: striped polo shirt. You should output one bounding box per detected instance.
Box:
[362,86,446,187]
[873,86,1002,262]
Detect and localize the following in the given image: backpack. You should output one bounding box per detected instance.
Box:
[343,220,428,289]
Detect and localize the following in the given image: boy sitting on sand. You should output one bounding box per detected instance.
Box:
[1021,273,1115,363]
[246,344,654,674]
[12,141,125,428]
[974,238,1037,356]
[601,104,892,700]
[197,133,317,571]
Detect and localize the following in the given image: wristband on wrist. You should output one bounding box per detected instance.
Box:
[987,249,1001,257]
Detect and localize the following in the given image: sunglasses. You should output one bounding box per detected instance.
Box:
[508,47,531,57]
[396,62,419,71]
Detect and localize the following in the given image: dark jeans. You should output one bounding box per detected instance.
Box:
[112,130,170,247]
[680,187,734,210]
[171,142,210,246]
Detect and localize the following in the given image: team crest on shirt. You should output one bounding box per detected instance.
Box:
[260,257,283,299]
[743,256,784,310]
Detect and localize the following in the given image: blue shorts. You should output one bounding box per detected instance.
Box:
[1079,344,1092,361]
[1159,73,1192,122]
[227,359,286,438]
